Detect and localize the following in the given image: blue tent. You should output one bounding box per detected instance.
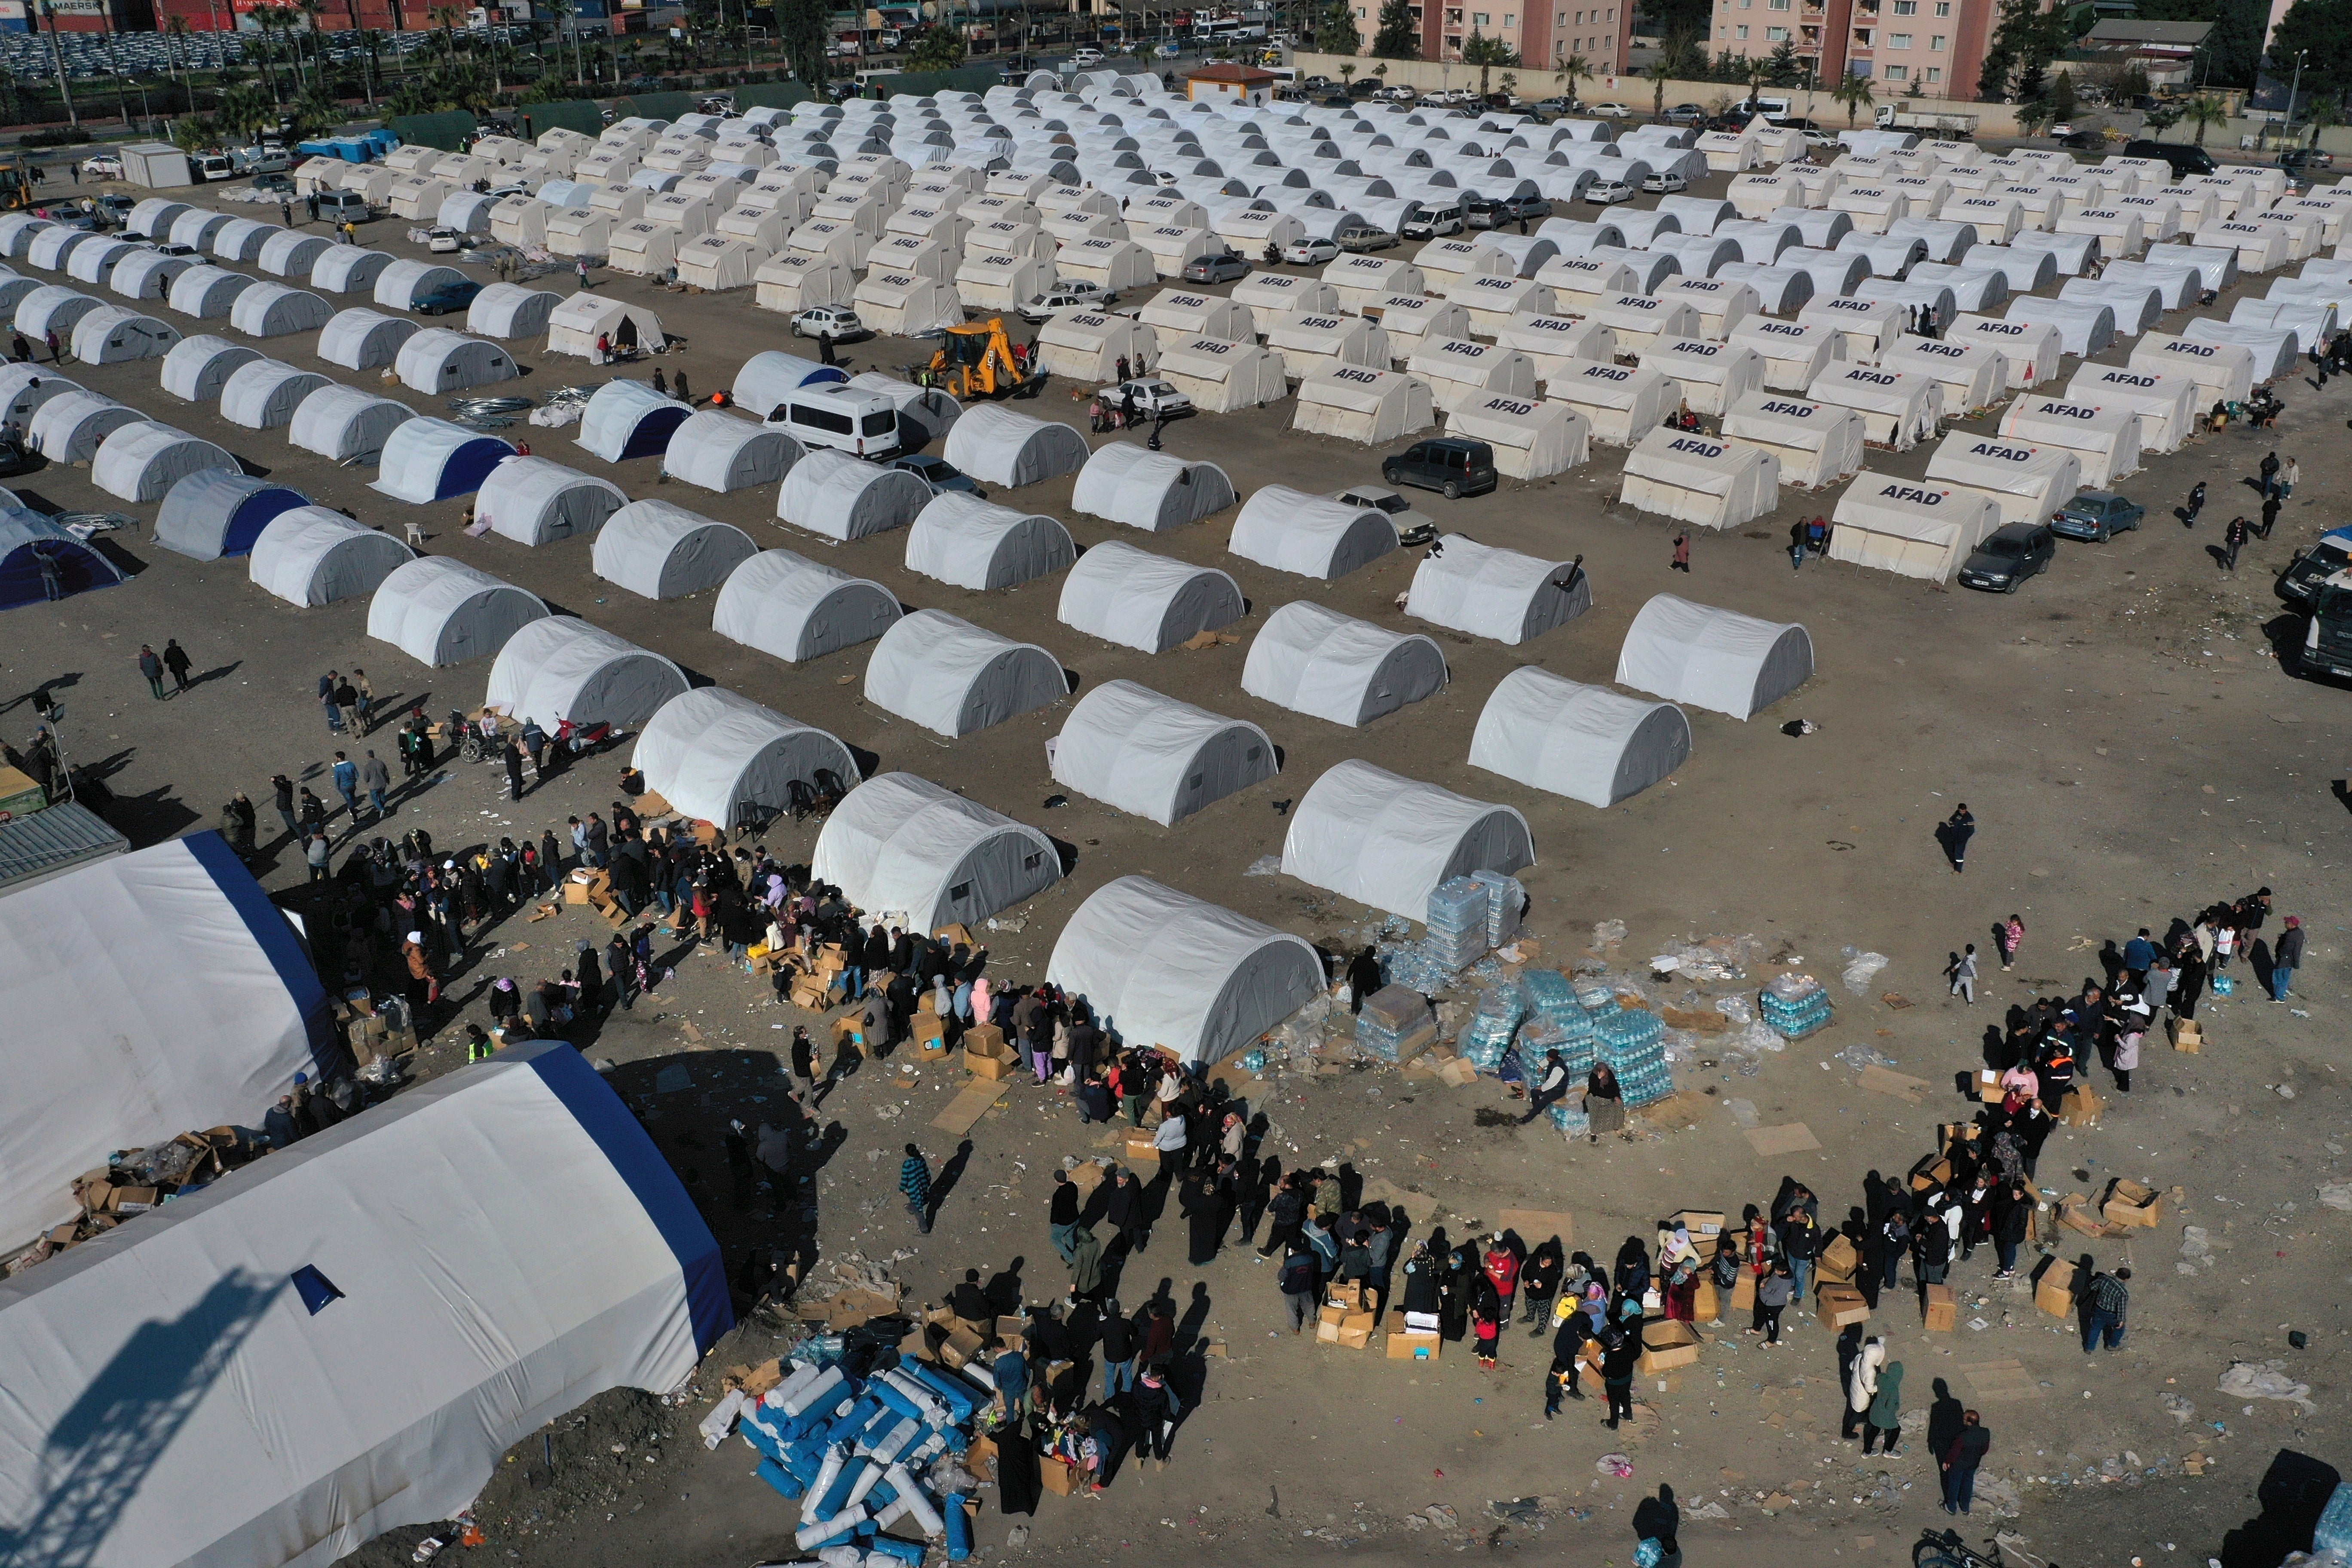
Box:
[153,470,312,561]
[0,506,124,610]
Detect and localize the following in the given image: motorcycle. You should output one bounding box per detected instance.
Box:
[554,718,623,761]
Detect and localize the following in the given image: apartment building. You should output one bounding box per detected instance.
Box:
[1345,0,1628,76]
[1726,0,1990,97]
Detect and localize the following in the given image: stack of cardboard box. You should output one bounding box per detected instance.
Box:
[1813,1233,1868,1328]
[769,942,848,1011]
[1316,1282,1379,1348]
[562,867,634,930]
[964,1023,1014,1081]
[911,991,951,1060]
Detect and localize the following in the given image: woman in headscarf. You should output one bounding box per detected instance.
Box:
[1180,1163,1231,1267]
[1400,1237,1443,1334]
[1658,1225,1701,1322]
[1584,1063,1625,1141]
[1614,1235,1652,1310]
[1843,1334,1886,1441]
[1520,1237,1565,1335]
[1471,1274,1504,1370]
[1437,1230,1474,1342]
[1862,1357,1905,1455]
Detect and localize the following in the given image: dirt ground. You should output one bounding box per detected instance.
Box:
[12,143,2352,1568]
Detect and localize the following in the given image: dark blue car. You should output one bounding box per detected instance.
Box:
[414,279,482,316]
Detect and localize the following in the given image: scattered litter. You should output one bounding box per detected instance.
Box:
[1245,855,1283,876]
[1590,920,1628,951]
[1838,946,1890,996]
[2217,1360,2314,1413]
[2161,1393,2196,1424]
[1780,719,1818,736]
[1596,1454,1634,1478]
[2318,1183,2352,1213]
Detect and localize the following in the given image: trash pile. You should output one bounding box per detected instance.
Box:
[7,1127,260,1275]
[527,385,596,428]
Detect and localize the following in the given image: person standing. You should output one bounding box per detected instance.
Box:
[305,831,331,882]
[1754,1260,1792,1346]
[900,1142,933,1234]
[1670,531,1690,573]
[351,668,374,730]
[1346,945,1383,1014]
[1940,802,1975,873]
[1862,1358,1904,1454]
[2260,449,2281,499]
[333,674,359,736]
[503,738,527,802]
[1843,1334,1885,1440]
[359,749,391,820]
[2271,915,2304,1002]
[1277,1243,1319,1334]
[1997,913,2025,971]
[1599,1319,1640,1430]
[1990,1179,2029,1280]
[2260,492,2283,539]
[1101,1302,1140,1393]
[2283,456,2300,499]
[45,329,60,365]
[2223,514,2248,572]
[578,256,593,290]
[1048,1169,1082,1265]
[1940,1411,1991,1515]
[330,751,358,822]
[2082,1266,2129,1352]
[136,644,165,699]
[1947,944,1978,1004]
[270,773,298,842]
[161,638,193,694]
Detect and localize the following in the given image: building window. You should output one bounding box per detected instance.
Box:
[1504,12,1514,22]
[1883,63,1905,78]
[1472,10,1487,22]
[1736,22,1748,35]
[1934,3,1949,13]
[1766,25,1788,38]
[1924,65,1940,80]
[1770,0,1789,9]
[1888,31,1909,46]
[1928,32,1944,46]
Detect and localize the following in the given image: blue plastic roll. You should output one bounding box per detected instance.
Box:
[871,1379,928,1424]
[946,1492,972,1560]
[867,1535,927,1565]
[907,1366,977,1423]
[814,1457,868,1520]
[755,1458,803,1501]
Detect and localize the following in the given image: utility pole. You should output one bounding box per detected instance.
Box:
[37,0,80,130]
[2284,47,2305,150]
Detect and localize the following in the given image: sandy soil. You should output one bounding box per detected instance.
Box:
[10,143,2350,1568]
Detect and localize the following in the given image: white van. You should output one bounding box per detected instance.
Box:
[1402,199,1464,239]
[773,384,900,458]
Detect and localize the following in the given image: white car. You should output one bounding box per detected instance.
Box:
[1585,179,1637,205]
[80,153,124,179]
[1640,171,1687,194]
[1589,103,1634,119]
[1107,377,1193,418]
[1282,236,1341,264]
[1018,282,1107,322]
[792,303,867,341]
[1072,47,1104,66]
[426,227,462,253]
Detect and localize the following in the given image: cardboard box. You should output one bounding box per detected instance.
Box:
[1316,1303,1348,1330]
[2034,1272,2074,1319]
[915,1034,952,1062]
[1326,1281,1368,1311]
[1387,1330,1442,1361]
[1816,1284,1871,1328]
[1638,1319,1704,1373]
[2061,1082,2104,1127]
[965,1049,1014,1081]
[1316,1308,1377,1346]
[833,1017,863,1047]
[939,1326,987,1369]
[1122,1128,1161,1165]
[2171,1018,2202,1054]
[1670,1210,1727,1237]
[1730,1271,1757,1311]
[564,877,593,905]
[1389,1022,1439,1063]
[1692,1279,1720,1322]
[965,1023,1010,1058]
[1923,1283,1955,1332]
[935,922,976,951]
[1977,1067,2004,1103]
[1817,1234,1859,1283]
[2102,1177,2163,1229]
[1041,1459,1079,1496]
[1909,1156,1954,1193]
[110,1185,160,1214]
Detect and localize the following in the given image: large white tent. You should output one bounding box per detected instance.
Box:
[1544,359,1676,446]
[1923,432,2083,525]
[904,491,1076,590]
[1447,394,1591,480]
[91,421,239,503]
[811,772,1060,929]
[943,404,1089,488]
[775,446,932,541]
[545,292,666,359]
[1044,874,1323,1066]
[467,283,562,340]
[577,379,693,462]
[1240,600,1449,728]
[712,548,900,665]
[366,555,550,666]
[1469,666,1692,808]
[371,419,515,503]
[632,687,859,832]
[1050,679,1276,825]
[0,362,78,426]
[1280,758,1534,922]
[309,245,395,296]
[863,609,1066,736]
[1615,593,1813,720]
[1035,309,1159,382]
[1827,472,2007,582]
[153,471,311,562]
[1155,334,1289,412]
[591,499,758,600]
[1728,317,1843,393]
[1948,313,2062,387]
[167,264,257,321]
[2128,331,2255,404]
[395,329,519,395]
[28,390,138,462]
[1997,395,2143,487]
[229,282,333,339]
[2064,363,2199,452]
[1227,485,1399,582]
[1647,339,1766,419]
[484,616,690,728]
[1292,365,1437,444]
[218,360,330,430]
[1057,541,1244,653]
[1619,426,1781,529]
[475,456,627,545]
[316,306,420,371]
[248,507,417,606]
[68,305,178,364]
[730,349,849,415]
[0,832,334,1248]
[1806,363,1942,449]
[1071,443,1236,533]
[1406,536,1590,645]
[0,1037,729,1568]
[288,384,415,464]
[662,410,803,493]
[371,258,467,312]
[1717,390,1866,489]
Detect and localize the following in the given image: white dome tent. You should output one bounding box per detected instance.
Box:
[0,362,77,425]
[776,446,932,540]
[372,259,468,312]
[248,507,416,606]
[1469,666,1692,808]
[1446,395,1591,480]
[15,284,107,342]
[289,384,416,464]
[396,329,519,395]
[1291,364,1436,444]
[475,456,628,545]
[812,772,1061,930]
[372,418,515,503]
[1719,391,1868,488]
[730,349,849,415]
[468,283,563,340]
[1070,443,1236,532]
[1280,758,1535,922]
[153,472,311,562]
[106,248,199,305]
[366,555,551,665]
[209,217,281,262]
[67,305,179,364]
[1045,874,1322,1065]
[591,499,759,599]
[219,360,331,429]
[1615,592,1813,720]
[545,292,666,359]
[230,282,333,339]
[1057,540,1244,653]
[1228,484,1399,582]
[256,228,331,278]
[28,391,140,462]
[91,421,239,503]
[577,379,694,463]
[1050,680,1277,826]
[634,687,860,832]
[1619,427,1782,529]
[944,403,1089,488]
[317,307,421,371]
[1827,472,2006,582]
[1406,536,1591,645]
[159,335,262,401]
[167,265,257,321]
[712,549,900,664]
[662,409,803,493]
[67,240,143,288]
[863,609,1066,736]
[1240,600,1449,728]
[484,616,690,729]
[845,372,962,447]
[309,245,396,295]
[904,491,1077,590]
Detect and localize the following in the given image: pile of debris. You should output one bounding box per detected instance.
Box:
[7,1127,260,1276]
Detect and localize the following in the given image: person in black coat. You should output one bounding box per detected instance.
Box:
[1631,1485,1680,1560]
[1103,1167,1147,1255]
[1347,945,1384,1013]
[861,922,891,987]
[1181,1164,1233,1266]
[1520,1237,1565,1330]
[1599,1322,1641,1428]
[1547,1302,1592,1411]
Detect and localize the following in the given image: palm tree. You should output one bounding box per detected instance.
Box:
[1830,67,1874,127]
[2180,93,2227,147]
[1645,46,1678,118]
[164,16,191,99]
[1554,50,1592,108]
[2307,97,2343,149]
[1339,60,1356,89]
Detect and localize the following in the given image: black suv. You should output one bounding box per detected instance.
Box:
[1382,437,1498,499]
[1957,521,2057,593]
[2123,138,2217,177]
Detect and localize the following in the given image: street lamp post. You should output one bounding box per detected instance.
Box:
[2285,47,2306,149]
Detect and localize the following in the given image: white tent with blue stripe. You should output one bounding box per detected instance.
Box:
[0,1036,729,1568]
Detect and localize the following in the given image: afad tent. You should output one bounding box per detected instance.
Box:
[160,335,262,401]
[1469,666,1693,808]
[1034,309,1160,383]
[1050,678,1277,826]
[1261,309,1392,383]
[1291,365,1436,444]
[2064,363,2199,453]
[372,418,516,504]
[1727,317,1843,393]
[591,499,758,600]
[219,360,331,430]
[712,548,901,665]
[1071,443,1236,533]
[903,491,1077,591]
[1445,394,1590,481]
[1718,390,1867,489]
[1044,874,1323,1066]
[863,609,1066,737]
[395,329,520,395]
[1880,336,2009,418]
[660,410,802,493]
[153,471,310,561]
[1057,540,1245,654]
[1828,472,2006,583]
[90,421,239,504]
[1805,363,1942,450]
[1227,484,1399,582]
[943,404,1089,488]
[545,292,666,359]
[1280,758,1534,922]
[475,457,628,546]
[1406,535,1591,646]
[366,555,551,666]
[1544,360,1676,447]
[0,831,333,1250]
[1154,335,1289,413]
[850,270,965,336]
[1946,314,2061,389]
[1614,592,1813,720]
[2126,331,2255,405]
[0,510,125,608]
[1619,426,1781,530]
[317,307,420,371]
[633,686,859,832]
[811,772,1060,929]
[289,385,415,464]
[1996,396,2143,487]
[0,1038,727,1568]
[1240,600,1449,728]
[484,616,690,729]
[1921,432,2082,527]
[777,446,931,541]
[67,305,178,364]
[248,506,416,606]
